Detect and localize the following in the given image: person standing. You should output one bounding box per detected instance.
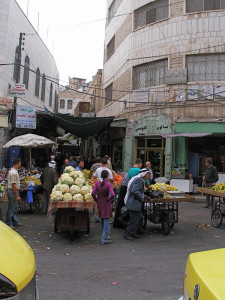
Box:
[124,169,149,240]
[75,160,84,172]
[203,158,219,208]
[61,158,70,174]
[84,156,92,170]
[146,161,154,184]
[41,163,58,214]
[94,158,113,182]
[92,170,115,245]
[105,155,112,170]
[128,158,143,179]
[69,155,77,168]
[90,157,102,173]
[49,155,57,169]
[6,158,22,229]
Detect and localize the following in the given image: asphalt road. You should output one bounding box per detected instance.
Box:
[6,201,225,300]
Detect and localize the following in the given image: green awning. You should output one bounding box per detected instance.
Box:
[46,109,114,138]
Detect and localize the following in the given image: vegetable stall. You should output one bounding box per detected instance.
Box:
[48,167,94,241]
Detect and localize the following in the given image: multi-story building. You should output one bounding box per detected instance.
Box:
[98,0,225,179]
[58,77,86,115]
[0,0,59,166]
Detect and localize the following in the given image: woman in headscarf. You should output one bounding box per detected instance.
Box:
[124,169,149,240]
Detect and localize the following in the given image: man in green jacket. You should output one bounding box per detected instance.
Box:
[203,158,219,208]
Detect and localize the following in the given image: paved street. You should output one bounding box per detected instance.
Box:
[4,200,225,300]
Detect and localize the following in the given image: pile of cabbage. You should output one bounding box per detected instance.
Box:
[50,166,93,202]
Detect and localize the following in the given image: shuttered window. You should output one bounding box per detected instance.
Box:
[187,54,225,82]
[105,83,113,106]
[186,0,225,13]
[107,36,115,60]
[134,0,169,30]
[107,0,117,25]
[133,59,168,89]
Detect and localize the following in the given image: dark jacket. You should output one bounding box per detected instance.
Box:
[205,165,219,183]
[125,177,144,212]
[41,167,58,192]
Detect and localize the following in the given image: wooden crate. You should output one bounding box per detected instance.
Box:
[197,187,225,197]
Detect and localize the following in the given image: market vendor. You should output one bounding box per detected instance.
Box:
[6,158,22,229]
[203,158,219,208]
[69,155,77,168]
[61,159,70,174]
[75,160,84,172]
[41,162,58,214]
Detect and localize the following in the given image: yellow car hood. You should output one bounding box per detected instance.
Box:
[185,248,225,300]
[0,221,35,292]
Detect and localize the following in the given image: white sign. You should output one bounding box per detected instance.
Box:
[133,89,149,103]
[215,86,225,98]
[166,68,187,85]
[16,106,36,129]
[187,86,198,100]
[8,84,26,97]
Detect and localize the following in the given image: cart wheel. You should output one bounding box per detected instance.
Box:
[86,214,90,234]
[211,209,223,228]
[170,223,175,230]
[70,217,75,241]
[142,211,148,230]
[162,222,170,235]
[54,214,58,233]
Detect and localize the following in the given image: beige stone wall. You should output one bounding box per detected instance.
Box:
[170,55,184,70]
[170,0,184,18]
[115,14,132,50]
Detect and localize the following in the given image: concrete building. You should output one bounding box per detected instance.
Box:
[98,0,225,179]
[0,0,59,167]
[83,69,103,115]
[58,77,86,115]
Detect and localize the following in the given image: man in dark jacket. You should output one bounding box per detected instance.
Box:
[124,169,149,240]
[203,158,219,208]
[41,163,58,214]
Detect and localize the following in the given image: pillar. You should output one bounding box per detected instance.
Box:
[165,138,172,179]
[123,136,135,171]
[176,137,186,165]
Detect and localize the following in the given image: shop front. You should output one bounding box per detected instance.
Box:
[123,114,173,178]
[174,120,225,186]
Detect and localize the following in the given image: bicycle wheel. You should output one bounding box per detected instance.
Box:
[211,209,223,228]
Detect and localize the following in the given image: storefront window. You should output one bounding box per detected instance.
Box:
[137,139,145,147]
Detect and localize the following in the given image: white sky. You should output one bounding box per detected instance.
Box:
[16,0,107,83]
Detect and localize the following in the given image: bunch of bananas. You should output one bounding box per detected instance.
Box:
[83,169,91,180]
[150,183,178,191]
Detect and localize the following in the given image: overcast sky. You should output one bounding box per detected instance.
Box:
[16,0,106,83]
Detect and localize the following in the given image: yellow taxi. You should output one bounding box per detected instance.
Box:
[180,248,225,300]
[0,221,39,299]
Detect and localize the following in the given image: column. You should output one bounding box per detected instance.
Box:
[176,137,186,165]
[123,136,135,171]
[165,138,172,179]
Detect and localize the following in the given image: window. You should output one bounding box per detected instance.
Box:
[107,0,117,25]
[68,100,73,109]
[23,56,30,89]
[134,0,169,30]
[186,0,225,13]
[133,59,168,89]
[60,99,65,109]
[13,46,19,81]
[187,54,225,82]
[49,82,53,107]
[107,36,115,60]
[105,83,113,106]
[41,74,46,101]
[35,68,40,97]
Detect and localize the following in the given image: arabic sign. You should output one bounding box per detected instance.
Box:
[0,97,13,106]
[133,89,149,103]
[134,115,172,136]
[166,68,187,85]
[16,106,36,129]
[8,84,26,98]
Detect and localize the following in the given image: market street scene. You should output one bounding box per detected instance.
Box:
[1,0,225,299]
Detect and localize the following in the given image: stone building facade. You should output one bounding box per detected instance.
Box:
[98,0,225,177]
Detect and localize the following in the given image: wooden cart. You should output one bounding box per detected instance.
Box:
[48,201,94,241]
[197,187,225,228]
[144,194,195,235]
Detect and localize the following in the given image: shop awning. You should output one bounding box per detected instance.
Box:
[46,109,114,138]
[162,133,213,138]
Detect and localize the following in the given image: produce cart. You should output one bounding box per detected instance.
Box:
[48,201,94,241]
[197,187,225,228]
[144,194,195,235]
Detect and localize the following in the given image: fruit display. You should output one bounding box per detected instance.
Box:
[21,176,41,186]
[83,169,91,180]
[0,183,5,194]
[150,183,178,192]
[113,174,123,187]
[88,175,97,186]
[50,166,93,202]
[211,182,225,192]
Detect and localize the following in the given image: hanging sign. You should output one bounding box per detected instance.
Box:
[16,105,36,129]
[8,84,26,97]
